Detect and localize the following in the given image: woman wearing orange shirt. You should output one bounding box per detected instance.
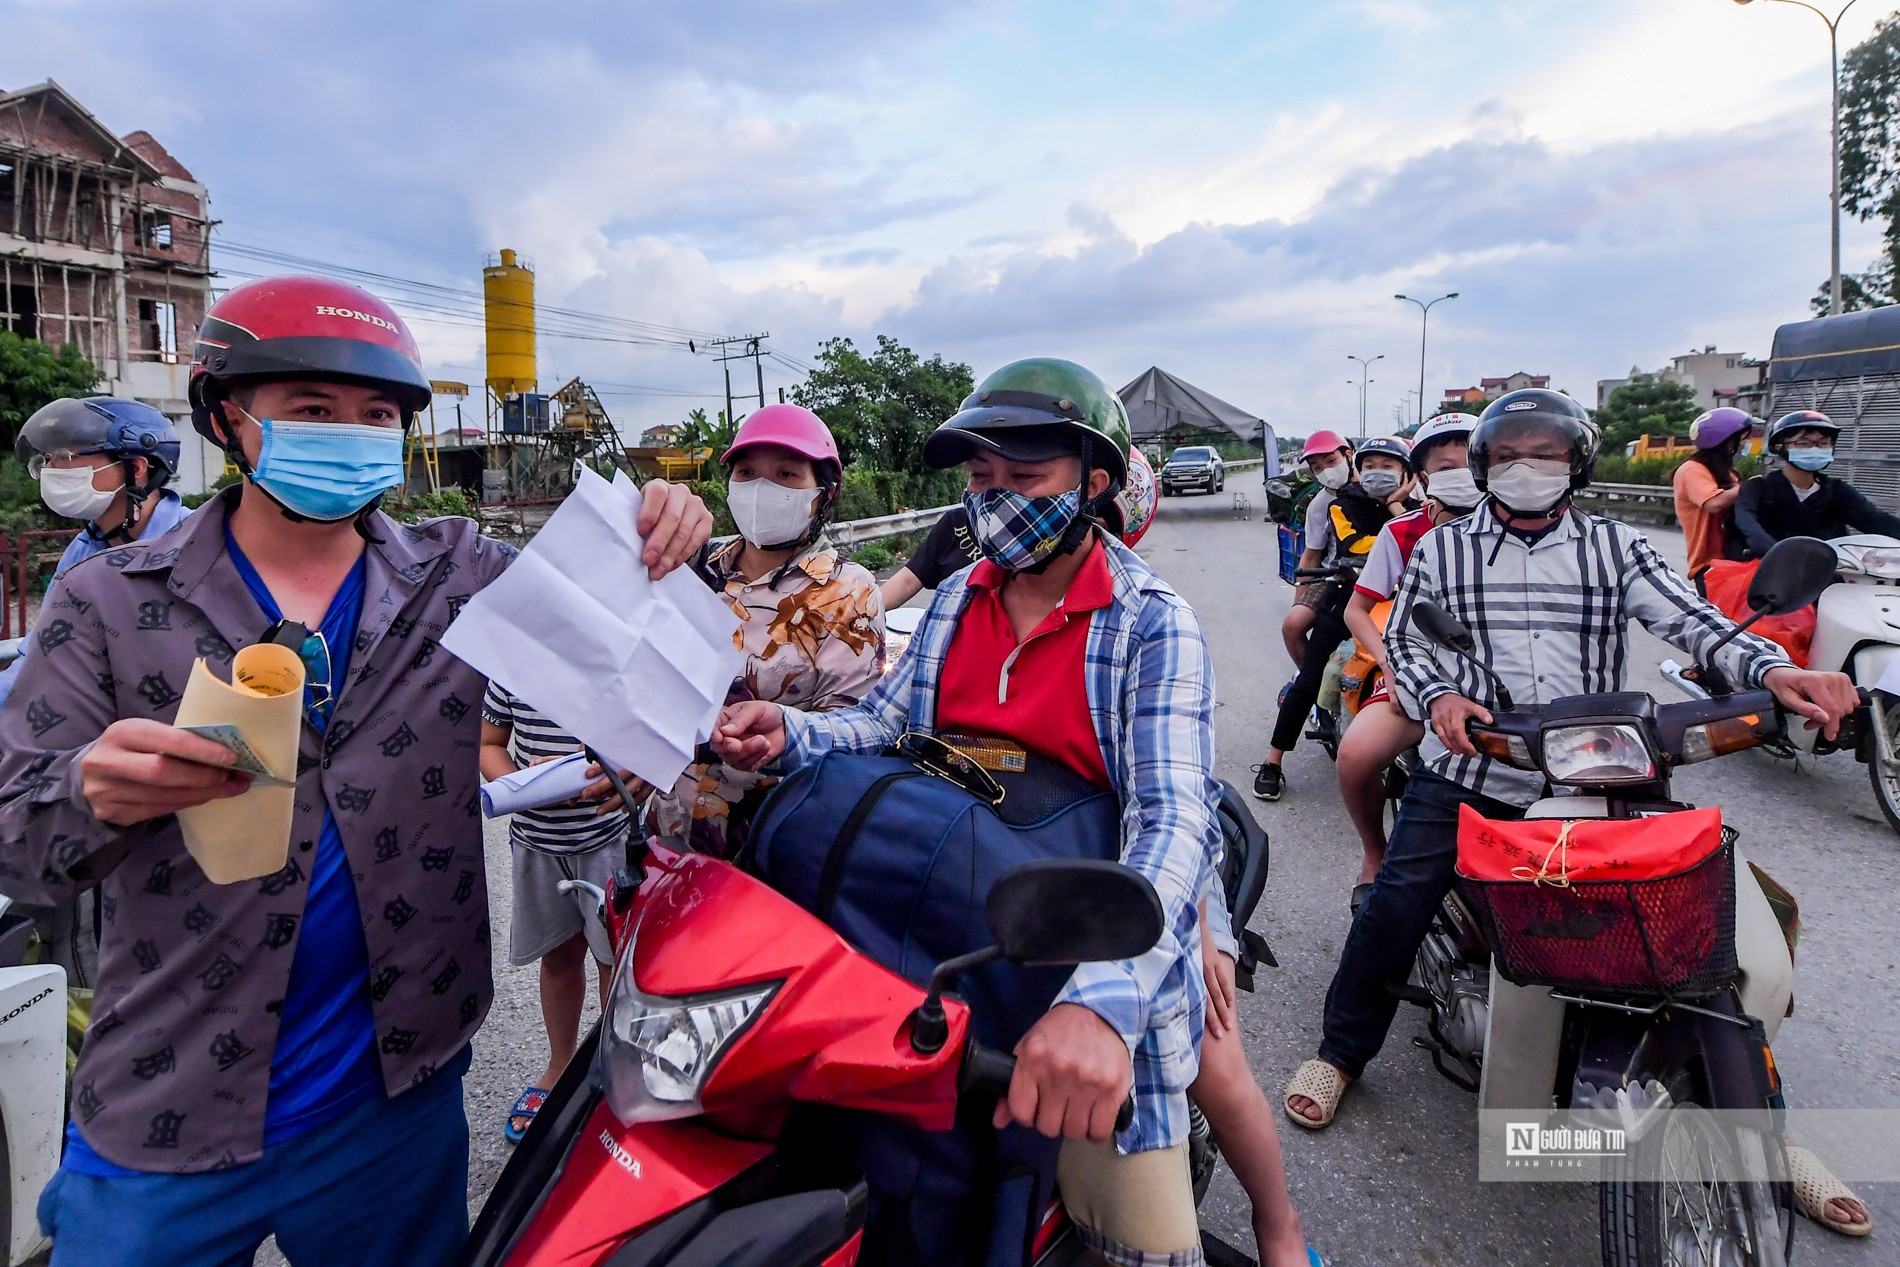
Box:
[1673,407,1756,579]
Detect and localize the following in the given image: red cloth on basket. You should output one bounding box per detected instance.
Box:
[1700,558,1814,667]
[1455,805,1725,883]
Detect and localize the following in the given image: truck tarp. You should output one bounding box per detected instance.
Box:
[1769,306,1900,383]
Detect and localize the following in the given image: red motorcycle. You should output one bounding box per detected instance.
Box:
[457,838,1242,1267]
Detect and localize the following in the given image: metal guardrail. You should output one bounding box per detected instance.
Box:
[1579,481,1673,503]
[830,505,954,547]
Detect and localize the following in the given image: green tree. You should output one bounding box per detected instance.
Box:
[791,335,974,475]
[1833,12,1900,311]
[1591,378,1699,450]
[0,330,101,449]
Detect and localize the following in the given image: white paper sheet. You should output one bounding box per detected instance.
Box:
[442,468,743,790]
[480,752,597,817]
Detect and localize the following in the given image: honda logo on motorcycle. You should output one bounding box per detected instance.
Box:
[599,1129,642,1179]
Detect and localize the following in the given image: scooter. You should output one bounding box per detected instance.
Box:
[1399,536,1841,1267]
[0,893,66,1267]
[1662,533,1900,834]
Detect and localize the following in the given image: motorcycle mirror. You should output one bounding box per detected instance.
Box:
[1748,536,1837,616]
[1411,601,1477,654]
[986,860,1163,967]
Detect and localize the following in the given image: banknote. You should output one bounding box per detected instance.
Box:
[176,723,297,787]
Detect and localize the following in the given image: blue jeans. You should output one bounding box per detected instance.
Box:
[1318,768,1520,1080]
[38,1050,470,1267]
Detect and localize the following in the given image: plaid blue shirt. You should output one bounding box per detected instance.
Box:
[781,534,1218,1153]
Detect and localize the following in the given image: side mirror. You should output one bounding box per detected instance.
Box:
[1411,601,1476,654]
[1749,536,1837,615]
[987,860,1163,966]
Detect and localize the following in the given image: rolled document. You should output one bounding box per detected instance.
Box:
[172,642,303,884]
[480,752,596,817]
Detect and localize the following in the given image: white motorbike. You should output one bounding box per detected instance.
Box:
[0,893,65,1266]
[1662,533,1900,834]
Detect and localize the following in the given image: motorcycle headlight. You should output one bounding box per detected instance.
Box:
[598,966,778,1124]
[1539,723,1656,785]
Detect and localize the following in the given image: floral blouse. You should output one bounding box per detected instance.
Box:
[647,536,885,857]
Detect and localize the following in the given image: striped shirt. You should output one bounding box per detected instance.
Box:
[1384,500,1795,806]
[482,682,629,853]
[779,532,1218,1155]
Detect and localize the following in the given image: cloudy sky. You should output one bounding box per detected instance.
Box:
[5,0,1888,439]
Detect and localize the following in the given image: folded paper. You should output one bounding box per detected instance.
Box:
[172,642,304,884]
[480,752,596,817]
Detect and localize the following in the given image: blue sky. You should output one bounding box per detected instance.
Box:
[5,0,1888,437]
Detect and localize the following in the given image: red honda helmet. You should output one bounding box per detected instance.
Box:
[188,276,433,441]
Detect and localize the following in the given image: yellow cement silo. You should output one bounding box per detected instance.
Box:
[483,249,536,397]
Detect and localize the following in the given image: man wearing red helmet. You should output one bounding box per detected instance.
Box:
[0,276,712,1267]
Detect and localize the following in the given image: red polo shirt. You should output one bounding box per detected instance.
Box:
[937,543,1112,787]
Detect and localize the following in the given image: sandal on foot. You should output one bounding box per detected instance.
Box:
[1349,883,1373,916]
[1283,1059,1349,1130]
[1788,1144,1872,1236]
[1308,1251,1326,1267]
[504,1086,550,1145]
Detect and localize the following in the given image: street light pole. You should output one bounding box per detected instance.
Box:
[1347,354,1384,440]
[1395,292,1458,425]
[1733,0,1862,315]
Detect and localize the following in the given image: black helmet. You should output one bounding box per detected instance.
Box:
[17,396,181,486]
[1765,410,1839,454]
[1469,389,1598,495]
[1353,435,1413,470]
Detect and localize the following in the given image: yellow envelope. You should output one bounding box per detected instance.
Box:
[172,643,305,884]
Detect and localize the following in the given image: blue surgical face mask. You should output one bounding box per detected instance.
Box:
[1786,447,1834,472]
[245,413,406,522]
[962,485,1083,572]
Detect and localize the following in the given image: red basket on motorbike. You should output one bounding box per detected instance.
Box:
[1453,806,1739,998]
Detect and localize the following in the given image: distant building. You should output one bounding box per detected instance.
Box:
[1438,373,1551,413]
[0,80,219,491]
[1597,346,1763,414]
[640,423,686,447]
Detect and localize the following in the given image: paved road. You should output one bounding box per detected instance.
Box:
[445,491,1900,1266]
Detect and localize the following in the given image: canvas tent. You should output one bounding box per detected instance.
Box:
[1118,367,1279,475]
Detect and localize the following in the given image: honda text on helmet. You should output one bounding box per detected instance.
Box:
[1301,429,1354,491]
[16,396,181,542]
[1468,388,1599,518]
[1409,412,1482,510]
[188,276,433,534]
[1352,435,1413,501]
[921,356,1133,573]
[1767,409,1842,474]
[719,403,844,553]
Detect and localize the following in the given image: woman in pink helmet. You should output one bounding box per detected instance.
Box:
[1281,430,1356,666]
[646,404,887,857]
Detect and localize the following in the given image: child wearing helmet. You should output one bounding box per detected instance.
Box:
[1254,435,1418,803]
[1731,410,1900,558]
[0,397,190,709]
[646,404,885,859]
[1673,407,1757,580]
[1333,415,1481,905]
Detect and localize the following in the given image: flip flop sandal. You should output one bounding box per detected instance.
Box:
[1349,883,1373,916]
[1788,1144,1872,1236]
[504,1086,550,1145]
[1308,1251,1326,1267]
[1282,1059,1349,1130]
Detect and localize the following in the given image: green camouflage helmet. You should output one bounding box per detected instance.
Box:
[922,357,1132,485]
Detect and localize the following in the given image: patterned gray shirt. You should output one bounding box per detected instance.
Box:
[1384,501,1795,806]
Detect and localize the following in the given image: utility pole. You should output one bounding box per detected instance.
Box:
[698,333,771,429]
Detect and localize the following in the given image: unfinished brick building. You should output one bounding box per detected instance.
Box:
[0,80,219,491]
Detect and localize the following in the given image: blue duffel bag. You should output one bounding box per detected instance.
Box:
[749,731,1121,1052]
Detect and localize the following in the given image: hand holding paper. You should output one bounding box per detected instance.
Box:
[442,469,743,792]
[169,642,305,884]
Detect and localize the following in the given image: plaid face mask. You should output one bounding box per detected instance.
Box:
[962,485,1082,571]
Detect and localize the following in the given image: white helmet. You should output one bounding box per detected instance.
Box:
[1409,413,1479,471]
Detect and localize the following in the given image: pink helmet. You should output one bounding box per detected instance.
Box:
[1302,429,1353,463]
[721,404,842,477]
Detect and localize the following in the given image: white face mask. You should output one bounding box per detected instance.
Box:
[728,477,819,549]
[1359,469,1405,500]
[1422,466,1481,510]
[1485,459,1573,516]
[40,465,120,523]
[1314,463,1351,491]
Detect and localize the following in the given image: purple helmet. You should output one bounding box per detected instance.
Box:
[1688,407,1757,452]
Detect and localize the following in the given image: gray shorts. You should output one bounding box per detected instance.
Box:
[508,837,620,966]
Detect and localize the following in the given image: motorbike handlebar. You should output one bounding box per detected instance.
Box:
[1292,566,1360,582]
[963,1042,1135,1136]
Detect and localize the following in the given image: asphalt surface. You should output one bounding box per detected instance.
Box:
[284,492,1900,1267]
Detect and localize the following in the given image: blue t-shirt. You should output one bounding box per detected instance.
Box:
[63,531,381,1175]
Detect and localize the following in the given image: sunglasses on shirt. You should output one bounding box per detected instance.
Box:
[262,619,334,712]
